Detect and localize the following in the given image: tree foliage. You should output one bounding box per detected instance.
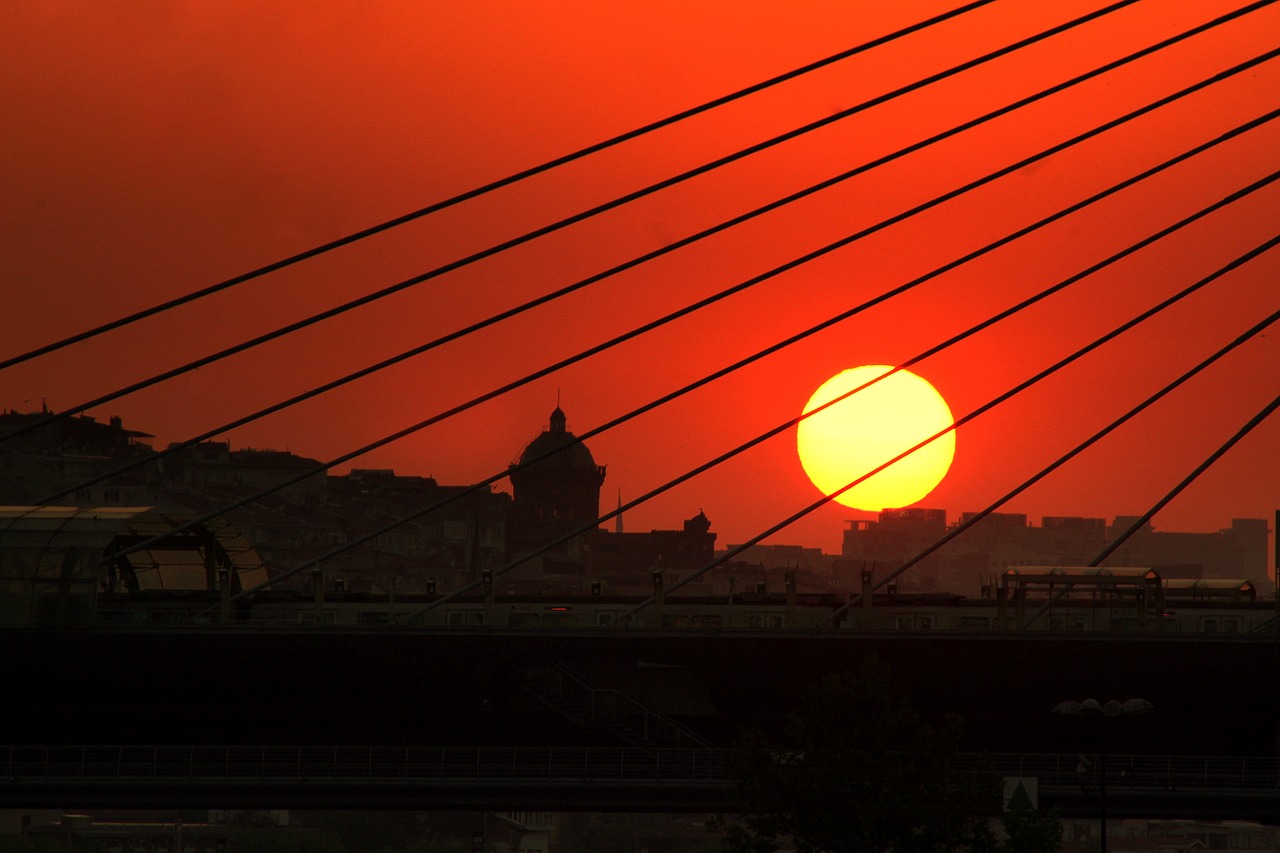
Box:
[228,828,346,853]
[718,659,1059,853]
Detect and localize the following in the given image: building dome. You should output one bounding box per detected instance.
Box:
[516,407,599,471]
[508,407,606,554]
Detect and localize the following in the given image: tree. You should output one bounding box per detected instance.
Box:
[1002,802,1063,853]
[227,828,347,853]
[717,658,1058,853]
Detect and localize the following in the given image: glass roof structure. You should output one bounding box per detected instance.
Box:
[0,506,268,625]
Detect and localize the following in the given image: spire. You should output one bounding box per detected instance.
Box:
[615,490,624,534]
[549,406,567,433]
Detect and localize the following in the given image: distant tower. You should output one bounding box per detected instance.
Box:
[508,407,606,554]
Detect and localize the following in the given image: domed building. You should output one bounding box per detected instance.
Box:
[508,407,606,557]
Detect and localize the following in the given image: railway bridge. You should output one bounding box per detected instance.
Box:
[6,626,1280,816]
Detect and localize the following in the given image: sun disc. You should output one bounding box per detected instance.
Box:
[796,365,955,511]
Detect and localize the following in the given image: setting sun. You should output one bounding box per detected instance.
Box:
[797,365,955,511]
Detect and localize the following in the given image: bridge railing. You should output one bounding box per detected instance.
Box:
[964,752,1280,791]
[1,745,729,782]
[5,746,1278,792]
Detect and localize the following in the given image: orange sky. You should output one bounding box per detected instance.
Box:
[2,1,1278,560]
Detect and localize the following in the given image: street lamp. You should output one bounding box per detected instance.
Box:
[1052,698,1154,853]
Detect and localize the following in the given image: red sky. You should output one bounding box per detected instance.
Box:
[2,1,1278,561]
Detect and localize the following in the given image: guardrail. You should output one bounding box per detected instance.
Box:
[4,747,1278,789]
[4,747,1280,816]
[975,752,1280,791]
[1,745,728,782]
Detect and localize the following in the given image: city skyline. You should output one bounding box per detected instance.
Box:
[3,401,1269,578]
[3,1,1278,557]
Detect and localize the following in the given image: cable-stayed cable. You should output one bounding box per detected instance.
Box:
[0,0,1162,443]
[616,233,1280,622]
[1089,394,1280,568]
[407,163,1280,619]
[0,1,1000,374]
[33,10,1274,507]
[820,307,1280,628]
[102,50,1280,572]
[104,59,1280,578]
[213,157,1280,620]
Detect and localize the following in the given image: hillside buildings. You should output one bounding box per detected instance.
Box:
[1,406,1269,597]
[0,405,717,596]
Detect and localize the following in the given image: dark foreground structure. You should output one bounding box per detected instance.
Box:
[7,627,1279,750]
[6,626,1280,817]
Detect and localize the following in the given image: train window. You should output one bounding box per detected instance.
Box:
[1201,617,1219,633]
[958,616,989,629]
[917,616,933,630]
[358,612,390,625]
[747,612,784,629]
[541,613,573,626]
[508,613,540,627]
[597,612,618,626]
[690,615,723,628]
[1071,618,1088,631]
[1222,618,1240,633]
[662,614,690,628]
[447,610,484,626]
[895,616,913,630]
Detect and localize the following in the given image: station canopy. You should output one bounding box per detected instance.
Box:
[0,506,268,624]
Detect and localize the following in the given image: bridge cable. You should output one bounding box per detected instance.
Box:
[32,12,1275,507]
[408,164,1280,619]
[0,0,999,374]
[1020,387,1280,629]
[1090,396,1280,569]
[0,0,1162,443]
[617,232,1280,623]
[122,51,1280,585]
[820,307,1280,628]
[219,150,1280,620]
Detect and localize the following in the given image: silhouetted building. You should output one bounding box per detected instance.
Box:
[499,407,719,593]
[0,408,511,594]
[585,511,717,585]
[0,407,161,505]
[843,508,1270,592]
[165,467,510,593]
[508,407,606,557]
[163,440,327,499]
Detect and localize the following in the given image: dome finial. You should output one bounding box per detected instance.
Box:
[550,404,566,433]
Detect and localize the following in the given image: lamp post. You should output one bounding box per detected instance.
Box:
[1053,698,1153,853]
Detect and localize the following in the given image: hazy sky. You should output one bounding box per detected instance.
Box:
[2,1,1278,558]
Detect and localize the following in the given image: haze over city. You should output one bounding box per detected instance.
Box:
[3,0,1277,558]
